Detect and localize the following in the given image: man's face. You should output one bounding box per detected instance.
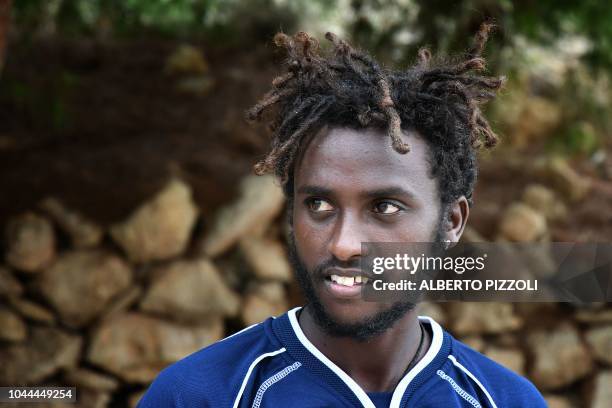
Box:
[291,126,443,337]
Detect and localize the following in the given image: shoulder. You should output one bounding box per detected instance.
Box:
[446,336,546,407]
[138,321,282,408]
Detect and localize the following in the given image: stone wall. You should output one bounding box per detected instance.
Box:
[0,175,610,407]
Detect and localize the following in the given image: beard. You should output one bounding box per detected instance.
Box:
[287,216,447,342]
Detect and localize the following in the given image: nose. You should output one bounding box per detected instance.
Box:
[328,212,363,262]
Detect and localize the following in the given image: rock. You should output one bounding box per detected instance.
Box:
[40,197,103,248]
[484,347,525,375]
[0,266,24,297]
[101,285,142,320]
[0,306,27,342]
[87,313,223,383]
[140,259,239,321]
[448,302,522,335]
[510,97,562,148]
[0,327,82,385]
[460,336,485,352]
[527,323,592,390]
[240,237,291,281]
[514,302,559,318]
[74,390,111,408]
[201,175,285,257]
[242,294,283,327]
[5,212,55,272]
[129,390,146,408]
[592,370,612,408]
[498,202,547,242]
[64,389,110,408]
[38,250,132,327]
[522,184,568,221]
[64,368,119,392]
[538,157,591,202]
[585,325,612,365]
[165,45,208,75]
[254,281,287,301]
[417,302,446,326]
[575,308,612,324]
[495,333,520,348]
[8,297,56,324]
[242,282,288,326]
[544,395,574,408]
[215,256,249,290]
[110,178,198,263]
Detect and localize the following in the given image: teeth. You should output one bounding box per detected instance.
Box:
[330,275,368,287]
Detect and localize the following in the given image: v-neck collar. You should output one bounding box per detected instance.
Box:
[271,307,451,408]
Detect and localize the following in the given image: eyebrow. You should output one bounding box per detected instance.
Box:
[297,185,333,196]
[297,185,418,200]
[364,187,418,200]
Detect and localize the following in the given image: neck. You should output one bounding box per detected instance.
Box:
[298,305,430,393]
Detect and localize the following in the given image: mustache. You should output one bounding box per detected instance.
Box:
[313,257,361,277]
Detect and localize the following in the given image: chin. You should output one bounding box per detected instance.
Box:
[308,282,416,341]
[321,300,381,326]
[315,285,395,325]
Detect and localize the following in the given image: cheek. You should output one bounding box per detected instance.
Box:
[371,211,440,242]
[409,209,441,240]
[293,210,330,267]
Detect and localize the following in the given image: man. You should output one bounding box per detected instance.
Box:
[139,25,546,407]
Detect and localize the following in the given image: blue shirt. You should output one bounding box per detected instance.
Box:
[139,307,546,407]
[368,392,393,407]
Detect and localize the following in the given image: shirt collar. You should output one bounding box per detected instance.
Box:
[271,306,451,408]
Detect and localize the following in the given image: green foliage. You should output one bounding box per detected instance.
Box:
[14,0,217,36]
[511,0,612,71]
[122,0,198,29]
[10,0,612,71]
[547,121,600,157]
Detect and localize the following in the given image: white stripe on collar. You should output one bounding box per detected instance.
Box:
[287,307,444,408]
[288,307,376,408]
[390,315,444,408]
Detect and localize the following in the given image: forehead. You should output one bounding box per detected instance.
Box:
[295,127,437,196]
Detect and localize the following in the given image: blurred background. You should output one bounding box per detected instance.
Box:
[0,0,610,407]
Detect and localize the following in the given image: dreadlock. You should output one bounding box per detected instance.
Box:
[247,23,505,207]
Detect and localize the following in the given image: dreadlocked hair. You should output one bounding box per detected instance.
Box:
[246,23,505,207]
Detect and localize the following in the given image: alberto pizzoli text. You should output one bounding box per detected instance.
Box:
[373,279,538,292]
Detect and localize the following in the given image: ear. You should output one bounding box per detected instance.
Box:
[442,196,469,244]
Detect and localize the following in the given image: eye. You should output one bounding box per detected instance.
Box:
[307,198,334,212]
[373,201,402,214]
